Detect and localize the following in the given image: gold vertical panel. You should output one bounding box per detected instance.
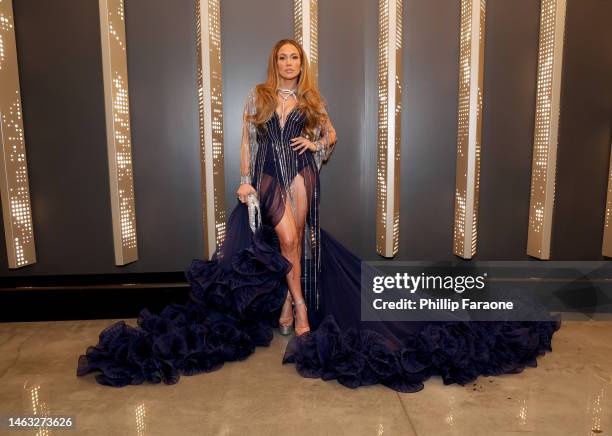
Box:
[453,0,486,260]
[0,0,36,269]
[602,142,612,257]
[99,0,138,265]
[196,0,226,259]
[527,0,567,259]
[376,0,402,258]
[293,0,318,81]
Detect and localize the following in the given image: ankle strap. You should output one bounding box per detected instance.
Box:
[293,299,306,306]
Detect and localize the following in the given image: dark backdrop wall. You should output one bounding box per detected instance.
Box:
[1,0,611,279]
[551,0,612,259]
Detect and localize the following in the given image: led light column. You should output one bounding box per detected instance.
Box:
[527,0,567,259]
[603,140,612,257]
[376,0,402,258]
[453,0,486,260]
[293,0,318,80]
[196,0,226,259]
[99,0,138,265]
[0,0,36,269]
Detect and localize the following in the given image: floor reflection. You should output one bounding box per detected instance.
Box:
[0,318,608,435]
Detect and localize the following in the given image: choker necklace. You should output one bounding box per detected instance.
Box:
[277,88,297,98]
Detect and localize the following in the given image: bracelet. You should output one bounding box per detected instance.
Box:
[314,141,323,152]
[240,175,251,185]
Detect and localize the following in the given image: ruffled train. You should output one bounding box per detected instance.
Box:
[77,205,290,387]
[77,202,561,391]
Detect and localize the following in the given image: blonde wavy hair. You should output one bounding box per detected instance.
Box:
[249,39,328,139]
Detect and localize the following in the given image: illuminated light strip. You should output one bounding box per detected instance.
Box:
[99,0,138,265]
[603,140,612,257]
[376,0,402,258]
[196,0,226,259]
[453,0,486,259]
[293,0,318,81]
[0,0,36,269]
[527,0,567,259]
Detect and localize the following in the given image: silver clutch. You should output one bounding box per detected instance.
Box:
[247,193,261,233]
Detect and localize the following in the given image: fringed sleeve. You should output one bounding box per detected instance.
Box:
[240,88,258,184]
[312,107,337,171]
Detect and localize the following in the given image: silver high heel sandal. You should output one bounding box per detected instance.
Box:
[293,298,310,337]
[279,294,294,336]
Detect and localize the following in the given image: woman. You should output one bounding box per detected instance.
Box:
[77,39,560,392]
[236,39,336,337]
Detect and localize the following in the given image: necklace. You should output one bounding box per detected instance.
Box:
[276,87,297,129]
[277,87,297,97]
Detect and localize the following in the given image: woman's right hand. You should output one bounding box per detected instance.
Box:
[236,183,256,204]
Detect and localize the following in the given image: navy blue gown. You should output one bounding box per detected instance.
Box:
[77,107,561,392]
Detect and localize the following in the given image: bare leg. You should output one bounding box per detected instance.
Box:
[275,199,304,328]
[291,174,309,331]
[275,174,310,334]
[291,174,308,250]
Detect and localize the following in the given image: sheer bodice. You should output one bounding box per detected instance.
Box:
[254,107,319,229]
[240,88,336,183]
